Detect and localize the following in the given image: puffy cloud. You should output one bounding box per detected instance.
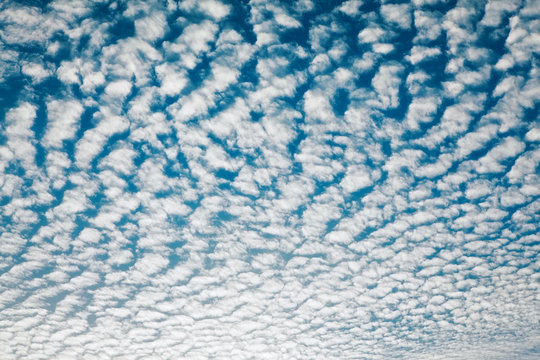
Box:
[2,102,37,169]
[104,79,132,98]
[476,137,525,174]
[372,64,404,109]
[0,0,538,359]
[42,100,84,149]
[135,12,167,41]
[380,3,412,30]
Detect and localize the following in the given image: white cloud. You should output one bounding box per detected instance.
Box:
[476,137,525,174]
[406,96,441,130]
[180,0,230,20]
[340,165,375,193]
[381,4,412,29]
[21,62,51,83]
[81,71,106,93]
[155,64,187,96]
[104,79,132,98]
[358,26,386,43]
[163,21,218,68]
[75,108,130,169]
[372,64,404,109]
[134,253,169,275]
[465,180,492,200]
[339,0,363,16]
[0,233,26,256]
[99,146,137,175]
[372,43,394,54]
[42,100,84,149]
[3,102,36,167]
[407,46,442,65]
[413,10,443,42]
[101,38,162,87]
[481,0,520,27]
[273,7,301,28]
[507,149,540,184]
[135,12,167,41]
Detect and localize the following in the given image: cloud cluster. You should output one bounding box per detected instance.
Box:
[0,0,539,359]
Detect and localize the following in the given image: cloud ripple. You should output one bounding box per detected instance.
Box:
[0,0,539,359]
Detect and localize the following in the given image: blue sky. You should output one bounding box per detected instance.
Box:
[0,0,539,359]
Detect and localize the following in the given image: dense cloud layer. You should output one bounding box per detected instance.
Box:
[0,0,539,359]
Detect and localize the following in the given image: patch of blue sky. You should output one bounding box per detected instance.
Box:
[0,0,539,359]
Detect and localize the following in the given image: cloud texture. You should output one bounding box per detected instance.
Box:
[0,0,539,359]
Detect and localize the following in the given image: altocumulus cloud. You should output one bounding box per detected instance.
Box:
[0,0,539,359]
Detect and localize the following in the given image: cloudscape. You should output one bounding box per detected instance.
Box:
[0,0,539,359]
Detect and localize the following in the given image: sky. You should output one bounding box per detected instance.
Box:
[0,0,539,359]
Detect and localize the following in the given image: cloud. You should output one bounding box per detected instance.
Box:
[405,96,441,130]
[3,102,37,168]
[413,10,443,42]
[339,0,363,16]
[358,25,386,43]
[372,64,404,109]
[135,12,167,41]
[74,108,130,169]
[163,21,218,68]
[407,46,442,65]
[180,0,230,21]
[42,100,84,149]
[104,79,132,98]
[476,137,525,174]
[0,0,538,359]
[380,3,412,30]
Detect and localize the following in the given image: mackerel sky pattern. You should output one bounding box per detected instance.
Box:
[0,0,539,359]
